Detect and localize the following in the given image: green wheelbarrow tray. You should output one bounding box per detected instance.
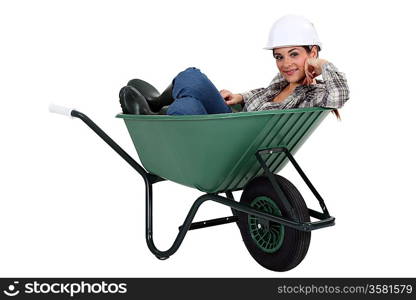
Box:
[117,107,330,193]
[51,104,336,272]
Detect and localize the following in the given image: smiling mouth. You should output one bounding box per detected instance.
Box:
[284,69,298,76]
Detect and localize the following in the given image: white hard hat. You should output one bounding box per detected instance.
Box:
[264,15,322,50]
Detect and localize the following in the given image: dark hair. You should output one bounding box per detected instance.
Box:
[302,45,320,57]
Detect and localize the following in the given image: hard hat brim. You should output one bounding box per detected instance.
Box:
[264,43,322,51]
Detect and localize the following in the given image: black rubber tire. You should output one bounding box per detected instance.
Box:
[237,175,311,272]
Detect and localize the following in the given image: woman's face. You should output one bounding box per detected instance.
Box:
[273,46,317,83]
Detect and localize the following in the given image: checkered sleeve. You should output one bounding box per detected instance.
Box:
[316,62,350,108]
[240,88,266,104]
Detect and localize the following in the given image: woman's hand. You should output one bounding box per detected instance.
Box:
[220,89,243,105]
[303,58,329,85]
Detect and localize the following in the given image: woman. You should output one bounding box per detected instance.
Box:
[121,15,349,116]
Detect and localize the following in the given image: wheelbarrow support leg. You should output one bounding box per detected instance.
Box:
[144,186,240,259]
[144,182,215,259]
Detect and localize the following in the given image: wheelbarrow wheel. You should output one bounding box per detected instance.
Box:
[237,175,310,271]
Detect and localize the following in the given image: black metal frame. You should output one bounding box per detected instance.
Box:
[71,110,335,260]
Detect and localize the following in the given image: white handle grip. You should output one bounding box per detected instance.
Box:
[49,104,74,118]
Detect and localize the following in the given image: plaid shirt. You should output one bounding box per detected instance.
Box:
[241,62,349,111]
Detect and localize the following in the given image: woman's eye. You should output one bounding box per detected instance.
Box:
[274,52,298,60]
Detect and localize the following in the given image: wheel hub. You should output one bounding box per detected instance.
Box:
[248,196,285,253]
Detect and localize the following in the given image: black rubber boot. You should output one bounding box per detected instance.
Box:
[127,79,174,113]
[119,86,159,115]
[148,83,174,112]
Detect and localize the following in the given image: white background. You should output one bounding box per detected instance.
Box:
[1,0,415,277]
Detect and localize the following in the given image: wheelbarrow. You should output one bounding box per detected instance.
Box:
[49,100,335,272]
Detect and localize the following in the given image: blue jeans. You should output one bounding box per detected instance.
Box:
[167,67,232,115]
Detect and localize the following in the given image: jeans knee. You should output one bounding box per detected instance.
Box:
[174,67,209,92]
[182,67,201,75]
[176,67,202,79]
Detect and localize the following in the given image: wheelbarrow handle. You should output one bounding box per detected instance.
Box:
[49,103,75,118]
[50,105,164,184]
